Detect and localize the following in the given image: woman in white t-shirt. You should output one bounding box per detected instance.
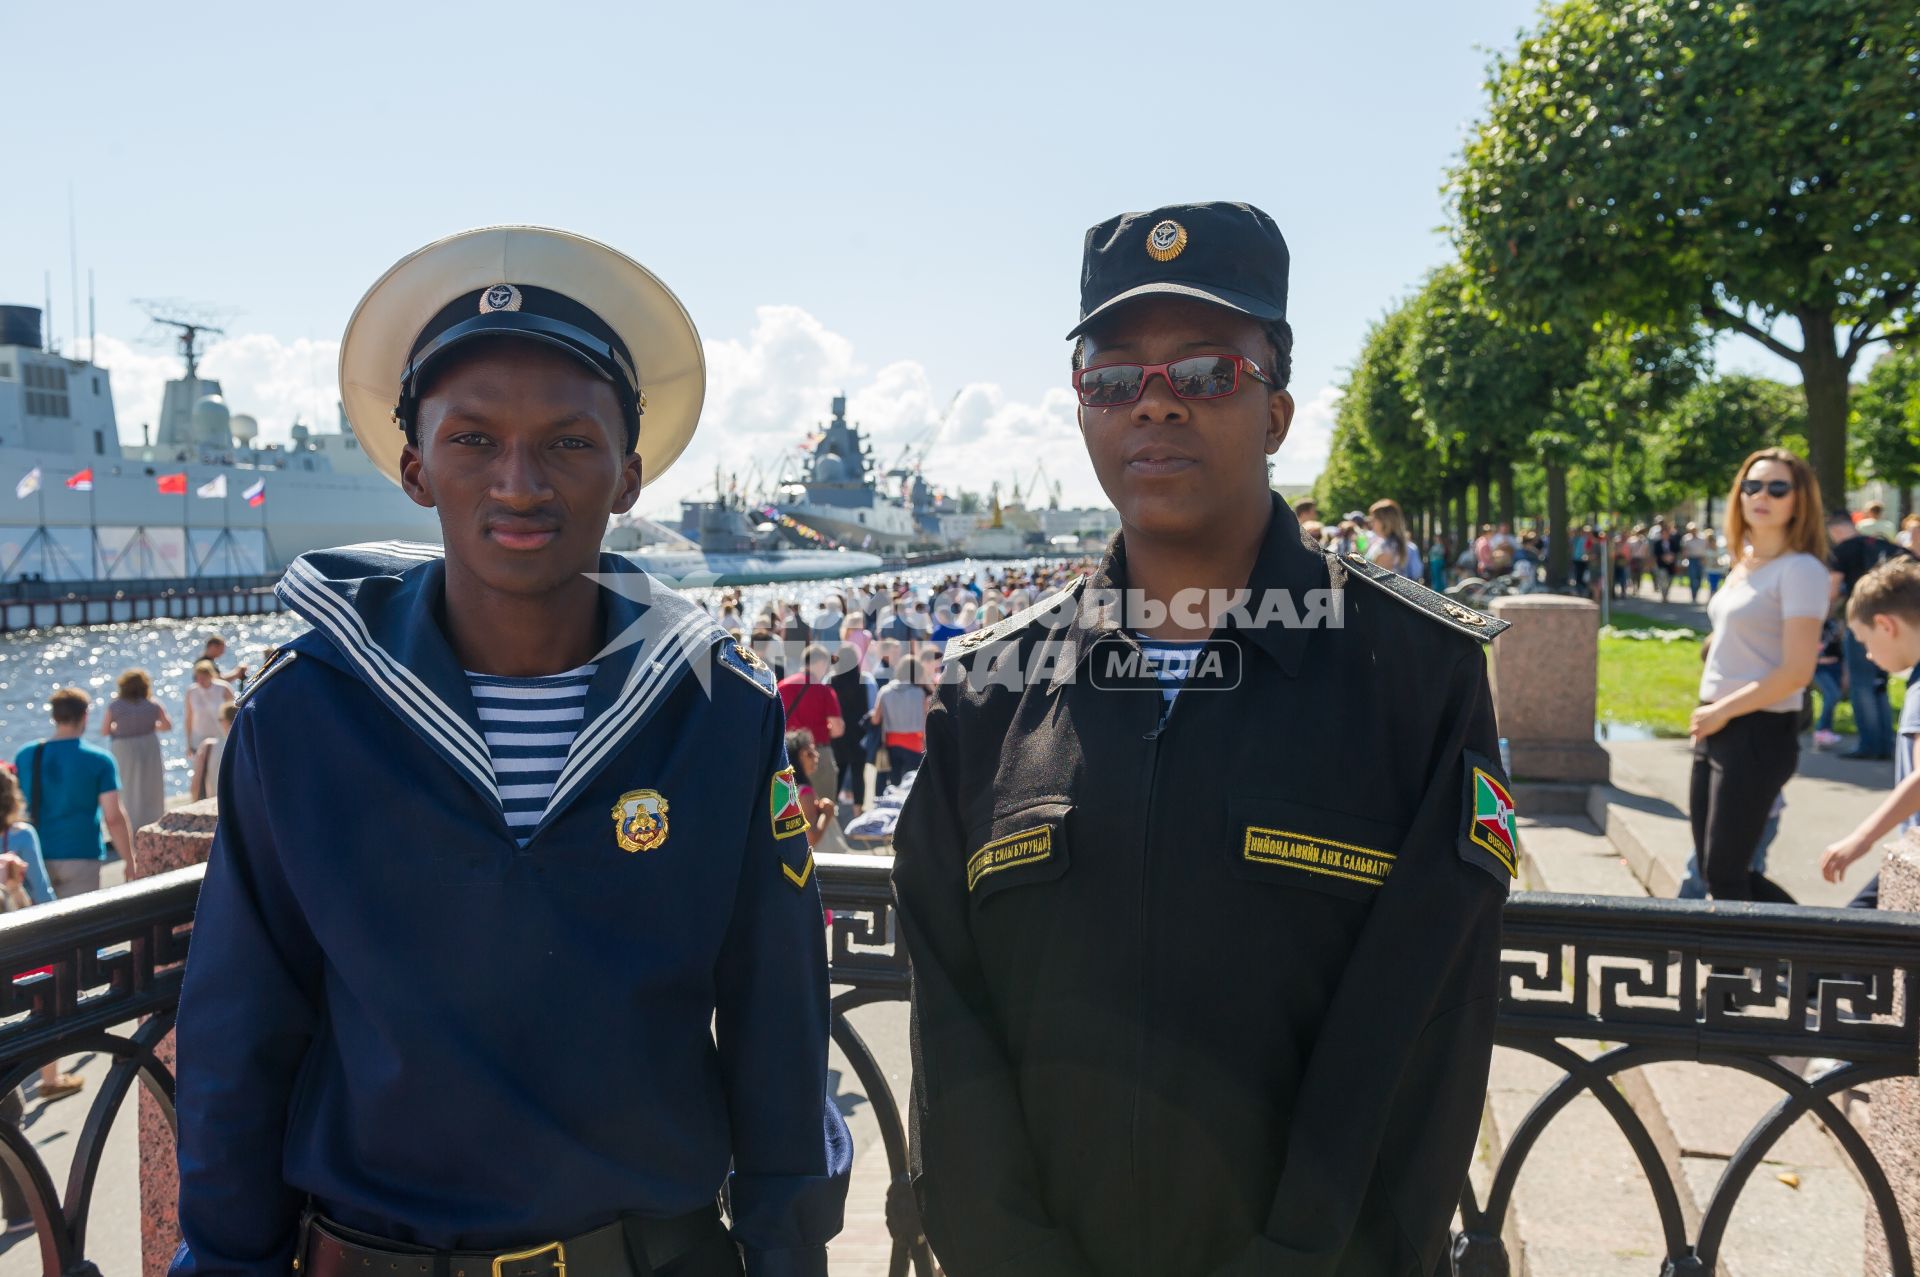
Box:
[1690,448,1830,902]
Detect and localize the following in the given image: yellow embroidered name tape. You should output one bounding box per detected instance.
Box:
[967,826,1053,892]
[1243,827,1393,887]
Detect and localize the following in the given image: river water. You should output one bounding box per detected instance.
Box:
[0,558,1063,797]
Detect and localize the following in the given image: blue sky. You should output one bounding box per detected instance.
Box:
[2,0,1784,514]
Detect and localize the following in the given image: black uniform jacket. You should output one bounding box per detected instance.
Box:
[892,497,1513,1277]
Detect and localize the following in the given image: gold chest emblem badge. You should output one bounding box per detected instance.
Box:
[611,788,670,853]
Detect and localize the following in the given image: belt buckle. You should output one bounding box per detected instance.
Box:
[491,1240,565,1277]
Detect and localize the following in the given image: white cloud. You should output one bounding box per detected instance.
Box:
[199,334,343,441]
[640,304,1110,515]
[88,332,341,447]
[86,308,1327,515]
[1271,383,1340,488]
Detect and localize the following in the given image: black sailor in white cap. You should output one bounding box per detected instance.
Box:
[169,227,850,1277]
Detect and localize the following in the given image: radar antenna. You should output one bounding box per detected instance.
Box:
[135,301,229,380]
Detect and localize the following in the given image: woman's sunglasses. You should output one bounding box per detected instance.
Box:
[1740,478,1794,498]
[1074,354,1272,407]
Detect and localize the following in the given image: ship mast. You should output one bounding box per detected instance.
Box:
[145,312,225,380]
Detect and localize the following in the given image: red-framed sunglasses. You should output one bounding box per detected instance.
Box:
[1074,354,1273,407]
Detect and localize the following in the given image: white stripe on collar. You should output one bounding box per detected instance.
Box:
[329,539,446,561]
[281,560,497,795]
[536,609,719,826]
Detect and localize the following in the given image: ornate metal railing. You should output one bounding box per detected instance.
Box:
[1457,892,1920,1277]
[0,859,1914,1276]
[0,865,195,1276]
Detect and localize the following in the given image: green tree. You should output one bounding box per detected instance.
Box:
[1647,374,1803,522]
[1313,416,1372,520]
[1851,344,1920,516]
[1317,302,1447,533]
[1451,0,1920,508]
[1400,266,1588,580]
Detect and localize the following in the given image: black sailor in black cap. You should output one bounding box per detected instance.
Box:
[892,203,1513,1276]
[169,227,849,1277]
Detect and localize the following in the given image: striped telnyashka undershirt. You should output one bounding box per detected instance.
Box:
[466,663,597,845]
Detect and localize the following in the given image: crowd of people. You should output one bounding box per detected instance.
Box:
[1301,462,1920,916]
[0,632,255,1172]
[697,562,1088,852]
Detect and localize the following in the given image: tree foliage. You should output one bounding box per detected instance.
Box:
[1450,0,1920,504]
[1315,302,1432,518]
[1399,265,1584,479]
[1648,374,1805,509]
[1851,344,1920,496]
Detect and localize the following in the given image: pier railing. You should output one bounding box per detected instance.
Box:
[0,858,1915,1276]
[0,574,284,633]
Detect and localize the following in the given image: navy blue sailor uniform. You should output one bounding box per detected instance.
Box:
[170,543,849,1276]
[892,495,1515,1277]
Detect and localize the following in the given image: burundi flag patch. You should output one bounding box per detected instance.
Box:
[1459,750,1518,886]
[771,766,809,842]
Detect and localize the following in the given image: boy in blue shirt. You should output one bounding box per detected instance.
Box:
[1821,556,1920,906]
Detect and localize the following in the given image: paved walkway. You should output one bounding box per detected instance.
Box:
[1602,736,1892,905]
[1495,811,1875,1273]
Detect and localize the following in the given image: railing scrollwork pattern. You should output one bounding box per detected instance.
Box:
[0,862,1914,1276]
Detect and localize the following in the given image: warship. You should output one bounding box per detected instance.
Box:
[0,304,437,582]
[605,472,883,584]
[774,395,923,554]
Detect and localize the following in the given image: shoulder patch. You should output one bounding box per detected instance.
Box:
[1460,749,1519,887]
[717,639,777,696]
[1331,551,1508,642]
[235,649,298,707]
[945,578,1083,660]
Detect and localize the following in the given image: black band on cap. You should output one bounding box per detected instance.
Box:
[393,285,644,447]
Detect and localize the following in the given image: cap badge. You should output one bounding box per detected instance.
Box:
[612,787,670,853]
[1146,220,1188,262]
[480,283,523,314]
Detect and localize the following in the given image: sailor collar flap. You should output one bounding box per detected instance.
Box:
[276,542,727,834]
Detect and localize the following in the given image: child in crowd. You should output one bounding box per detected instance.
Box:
[782,729,840,849]
[1821,557,1920,906]
[1811,616,1847,750]
[191,703,240,803]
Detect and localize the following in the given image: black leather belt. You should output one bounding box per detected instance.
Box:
[299,1205,727,1277]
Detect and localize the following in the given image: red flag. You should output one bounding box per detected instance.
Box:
[65,469,93,492]
[157,473,188,495]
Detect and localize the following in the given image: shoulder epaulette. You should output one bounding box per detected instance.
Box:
[235,648,299,706]
[945,579,1082,659]
[1330,551,1509,642]
[716,638,778,697]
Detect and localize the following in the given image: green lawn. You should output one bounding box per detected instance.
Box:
[1595,610,1902,738]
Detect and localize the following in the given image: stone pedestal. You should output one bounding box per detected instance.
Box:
[1489,595,1610,784]
[130,801,217,1277]
[1867,836,1920,1274]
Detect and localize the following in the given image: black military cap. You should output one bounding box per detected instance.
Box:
[1066,201,1289,339]
[396,283,643,442]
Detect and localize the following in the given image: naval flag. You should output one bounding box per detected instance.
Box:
[242,478,266,507]
[156,473,188,495]
[66,469,93,492]
[14,467,40,500]
[196,475,228,500]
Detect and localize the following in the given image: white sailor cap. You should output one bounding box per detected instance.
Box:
[337,225,704,488]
